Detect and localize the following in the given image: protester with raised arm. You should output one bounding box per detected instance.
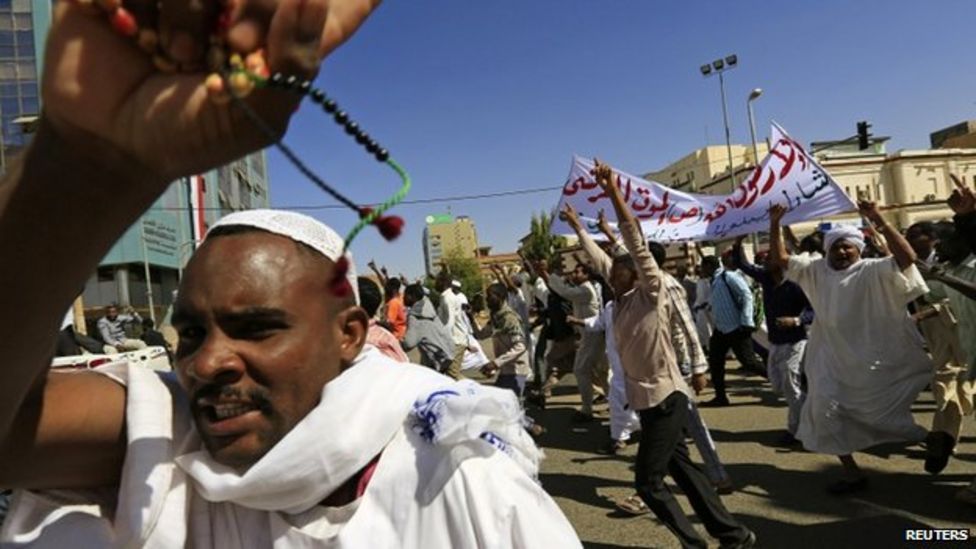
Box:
[588,160,755,549]
[731,235,813,446]
[929,174,976,506]
[768,201,932,495]
[538,241,608,422]
[0,3,582,546]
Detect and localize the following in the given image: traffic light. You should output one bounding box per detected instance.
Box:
[857,121,871,150]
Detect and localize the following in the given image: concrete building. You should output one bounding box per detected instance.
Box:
[82,152,270,317]
[0,0,50,173]
[931,120,976,149]
[476,247,521,280]
[422,213,479,275]
[643,143,769,193]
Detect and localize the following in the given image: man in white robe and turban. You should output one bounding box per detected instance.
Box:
[0,2,581,546]
[767,203,932,494]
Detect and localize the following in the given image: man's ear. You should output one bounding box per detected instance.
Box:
[336,305,369,367]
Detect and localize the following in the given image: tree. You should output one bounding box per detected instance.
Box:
[520,210,566,262]
[436,247,485,299]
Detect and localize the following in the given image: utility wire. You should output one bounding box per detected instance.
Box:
[147,185,563,212]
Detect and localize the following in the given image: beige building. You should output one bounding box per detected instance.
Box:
[423,214,480,275]
[644,143,769,193]
[931,120,976,149]
[477,248,522,280]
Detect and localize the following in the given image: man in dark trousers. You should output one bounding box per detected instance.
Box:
[700,254,765,407]
[591,159,755,549]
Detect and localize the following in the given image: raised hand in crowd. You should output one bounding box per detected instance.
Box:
[44,0,379,184]
[857,200,915,269]
[562,202,582,232]
[949,174,975,215]
[767,204,790,270]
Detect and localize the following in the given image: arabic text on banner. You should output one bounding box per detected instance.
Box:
[550,123,857,242]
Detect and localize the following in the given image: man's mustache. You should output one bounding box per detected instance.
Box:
[192,385,274,414]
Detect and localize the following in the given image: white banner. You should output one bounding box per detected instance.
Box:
[551,122,857,242]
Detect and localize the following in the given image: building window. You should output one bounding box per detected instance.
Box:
[97,267,115,282]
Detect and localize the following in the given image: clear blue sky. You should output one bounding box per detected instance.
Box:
[268,0,976,278]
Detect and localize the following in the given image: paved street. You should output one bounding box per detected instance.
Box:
[527,367,976,548]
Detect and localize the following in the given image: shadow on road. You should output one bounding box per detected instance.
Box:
[725,460,975,530]
[540,472,632,510]
[741,513,973,549]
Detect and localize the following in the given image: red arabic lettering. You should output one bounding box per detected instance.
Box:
[704,202,728,222]
[562,176,585,196]
[668,206,701,224]
[586,175,633,204]
[631,187,652,211]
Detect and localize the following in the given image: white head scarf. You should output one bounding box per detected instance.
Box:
[207,209,359,303]
[824,225,866,254]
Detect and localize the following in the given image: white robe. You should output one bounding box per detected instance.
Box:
[693,278,713,347]
[2,348,581,548]
[786,255,932,455]
[582,302,640,442]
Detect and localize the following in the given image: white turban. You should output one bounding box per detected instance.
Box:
[207,209,359,304]
[824,225,866,254]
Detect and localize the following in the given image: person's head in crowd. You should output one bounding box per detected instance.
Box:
[676,263,690,280]
[142,317,155,331]
[384,278,401,302]
[753,250,769,265]
[700,255,720,278]
[471,293,486,313]
[934,222,970,265]
[106,304,119,321]
[570,262,591,285]
[358,277,383,319]
[799,232,824,255]
[720,250,735,270]
[434,270,452,293]
[646,241,667,269]
[609,253,638,297]
[451,279,463,294]
[403,283,427,308]
[548,254,565,276]
[906,221,938,260]
[532,257,548,275]
[485,283,508,313]
[172,211,366,469]
[824,225,865,270]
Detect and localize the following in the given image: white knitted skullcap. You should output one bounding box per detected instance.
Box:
[207,209,358,304]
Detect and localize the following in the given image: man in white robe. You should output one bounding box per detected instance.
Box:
[767,203,932,494]
[2,210,582,548]
[0,4,581,546]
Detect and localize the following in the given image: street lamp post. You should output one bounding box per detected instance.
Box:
[746,88,764,253]
[700,55,738,185]
[747,88,763,167]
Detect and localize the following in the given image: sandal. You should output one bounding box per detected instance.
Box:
[616,494,649,515]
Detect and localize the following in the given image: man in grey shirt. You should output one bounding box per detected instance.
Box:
[96,304,147,352]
